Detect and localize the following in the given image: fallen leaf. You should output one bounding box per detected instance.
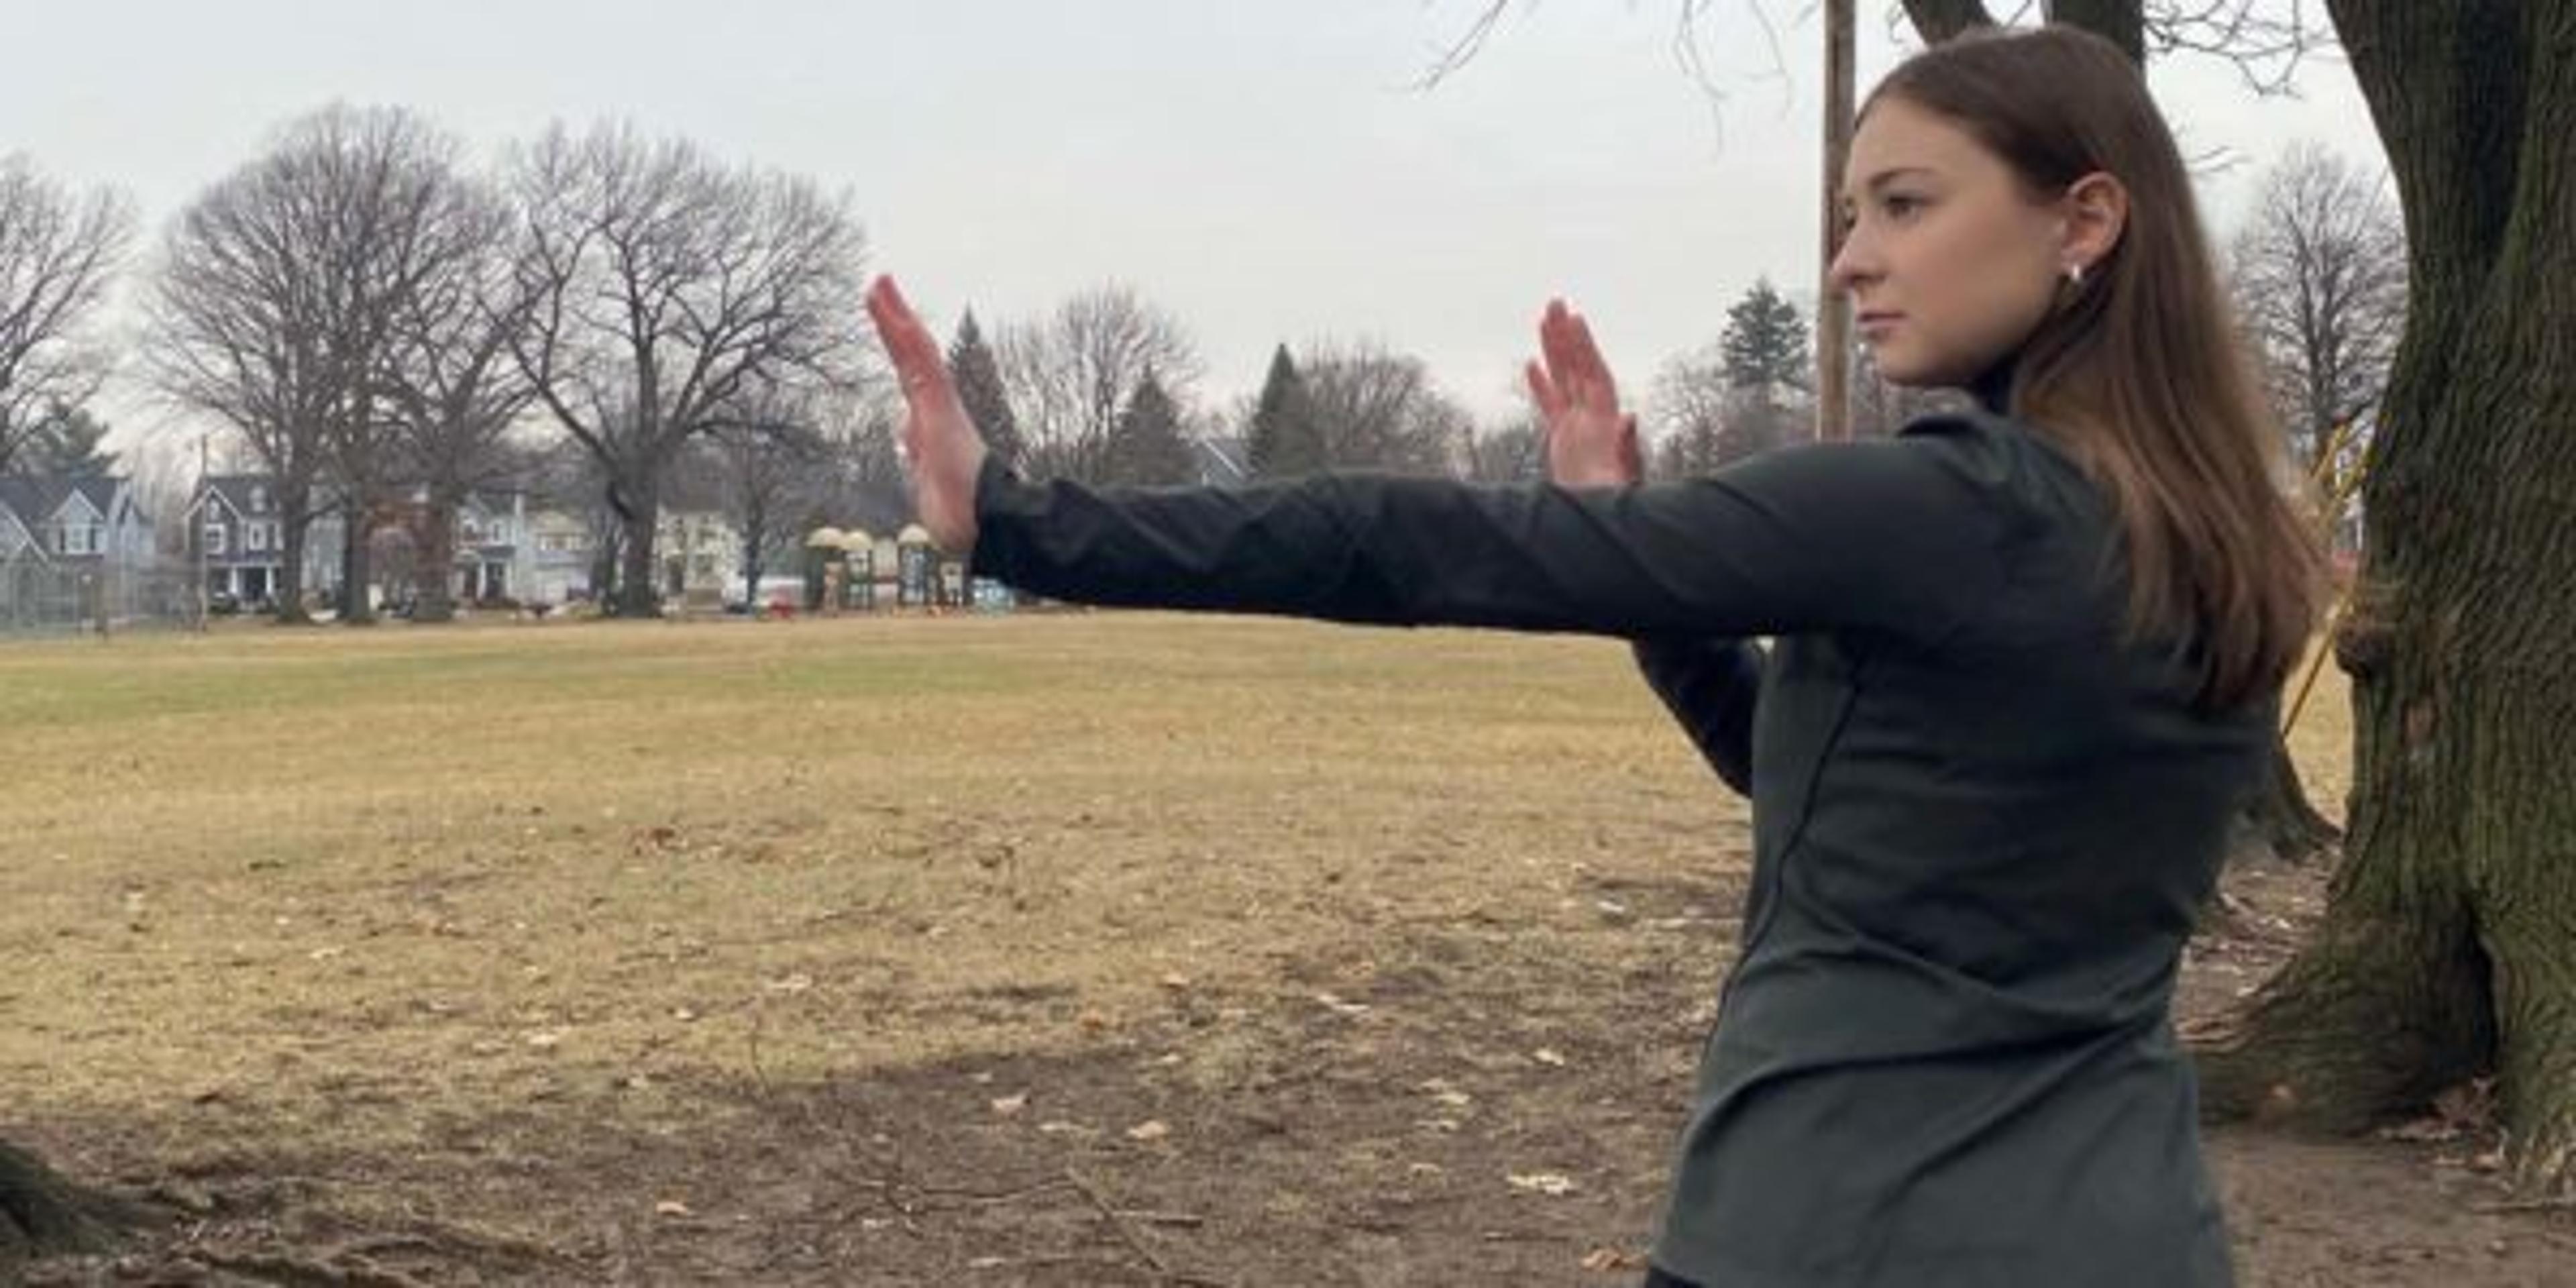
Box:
[1508,1172,1578,1197]
[991,1093,1029,1117]
[1532,1048,1568,1067]
[1126,1119,1171,1142]
[654,1199,692,1217]
[1581,1247,1648,1273]
[525,1031,562,1050]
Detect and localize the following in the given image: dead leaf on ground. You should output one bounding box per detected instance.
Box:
[1582,1247,1648,1273]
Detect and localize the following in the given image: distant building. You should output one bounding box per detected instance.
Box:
[182,476,342,606]
[0,474,158,624]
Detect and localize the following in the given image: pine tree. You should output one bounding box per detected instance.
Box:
[1103,370,1197,488]
[23,402,116,476]
[1244,343,1324,478]
[1719,278,1811,410]
[948,310,1025,472]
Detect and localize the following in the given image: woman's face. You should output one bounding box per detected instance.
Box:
[1829,97,2071,388]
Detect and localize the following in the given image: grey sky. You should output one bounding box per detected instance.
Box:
[7,1,2383,451]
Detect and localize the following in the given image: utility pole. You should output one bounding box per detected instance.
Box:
[1817,0,1856,442]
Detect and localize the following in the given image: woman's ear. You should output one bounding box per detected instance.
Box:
[2060,172,2129,276]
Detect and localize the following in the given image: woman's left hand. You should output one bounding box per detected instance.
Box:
[1526,299,1642,487]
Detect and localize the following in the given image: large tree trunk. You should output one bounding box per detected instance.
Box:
[2231,734,2341,865]
[1,1138,131,1275]
[613,474,663,619]
[273,484,315,625]
[339,497,378,625]
[2198,0,2576,1196]
[415,489,461,625]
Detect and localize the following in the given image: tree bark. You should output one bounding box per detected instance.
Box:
[613,473,663,619]
[273,484,316,625]
[2045,0,2144,63]
[339,497,378,625]
[415,489,461,624]
[2231,733,2342,865]
[1,1138,131,1275]
[2199,0,2576,1196]
[1901,0,1994,44]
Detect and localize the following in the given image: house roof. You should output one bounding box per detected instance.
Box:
[0,474,129,529]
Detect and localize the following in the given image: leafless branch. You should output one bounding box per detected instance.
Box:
[0,156,135,474]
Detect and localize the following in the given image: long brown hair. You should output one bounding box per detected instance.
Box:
[1870,27,2326,710]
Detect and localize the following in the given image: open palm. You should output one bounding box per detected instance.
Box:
[865,276,989,553]
[1525,299,1641,487]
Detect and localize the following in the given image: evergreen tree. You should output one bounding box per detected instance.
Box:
[1102,370,1197,487]
[23,401,116,476]
[948,309,1025,472]
[1244,343,1325,478]
[1719,278,1811,411]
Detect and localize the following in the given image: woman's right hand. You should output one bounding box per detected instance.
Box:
[865,275,990,555]
[1526,299,1642,487]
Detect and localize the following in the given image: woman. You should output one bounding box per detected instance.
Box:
[867,25,2320,1288]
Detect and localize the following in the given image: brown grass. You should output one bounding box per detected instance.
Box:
[0,614,2367,1281]
[0,616,1774,1129]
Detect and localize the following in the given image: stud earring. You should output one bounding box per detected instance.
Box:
[2066,262,2086,287]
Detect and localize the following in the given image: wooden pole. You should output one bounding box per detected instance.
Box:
[1817,0,1857,441]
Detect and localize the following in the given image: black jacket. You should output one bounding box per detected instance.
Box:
[969,411,2252,1286]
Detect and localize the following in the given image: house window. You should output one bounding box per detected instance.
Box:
[250,485,270,513]
[205,524,227,555]
[246,521,269,553]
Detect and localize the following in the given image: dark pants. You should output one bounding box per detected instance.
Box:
[1644,1267,1704,1288]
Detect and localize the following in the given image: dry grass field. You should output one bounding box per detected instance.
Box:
[0,615,2563,1285]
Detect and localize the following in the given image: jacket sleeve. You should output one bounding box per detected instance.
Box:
[1630,637,1764,795]
[968,418,2015,643]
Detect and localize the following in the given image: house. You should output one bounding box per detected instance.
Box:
[517,505,597,604]
[0,474,159,625]
[656,508,741,604]
[182,476,340,606]
[450,490,528,603]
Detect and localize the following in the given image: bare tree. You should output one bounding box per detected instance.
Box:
[2229,142,2407,473]
[148,109,395,624]
[1649,345,1814,476]
[997,284,1201,484]
[380,178,541,623]
[1461,411,1546,484]
[309,108,494,625]
[508,122,869,616]
[1296,338,1473,476]
[707,380,837,606]
[0,156,134,476]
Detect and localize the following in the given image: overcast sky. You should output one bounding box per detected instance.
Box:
[6,1,2383,453]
